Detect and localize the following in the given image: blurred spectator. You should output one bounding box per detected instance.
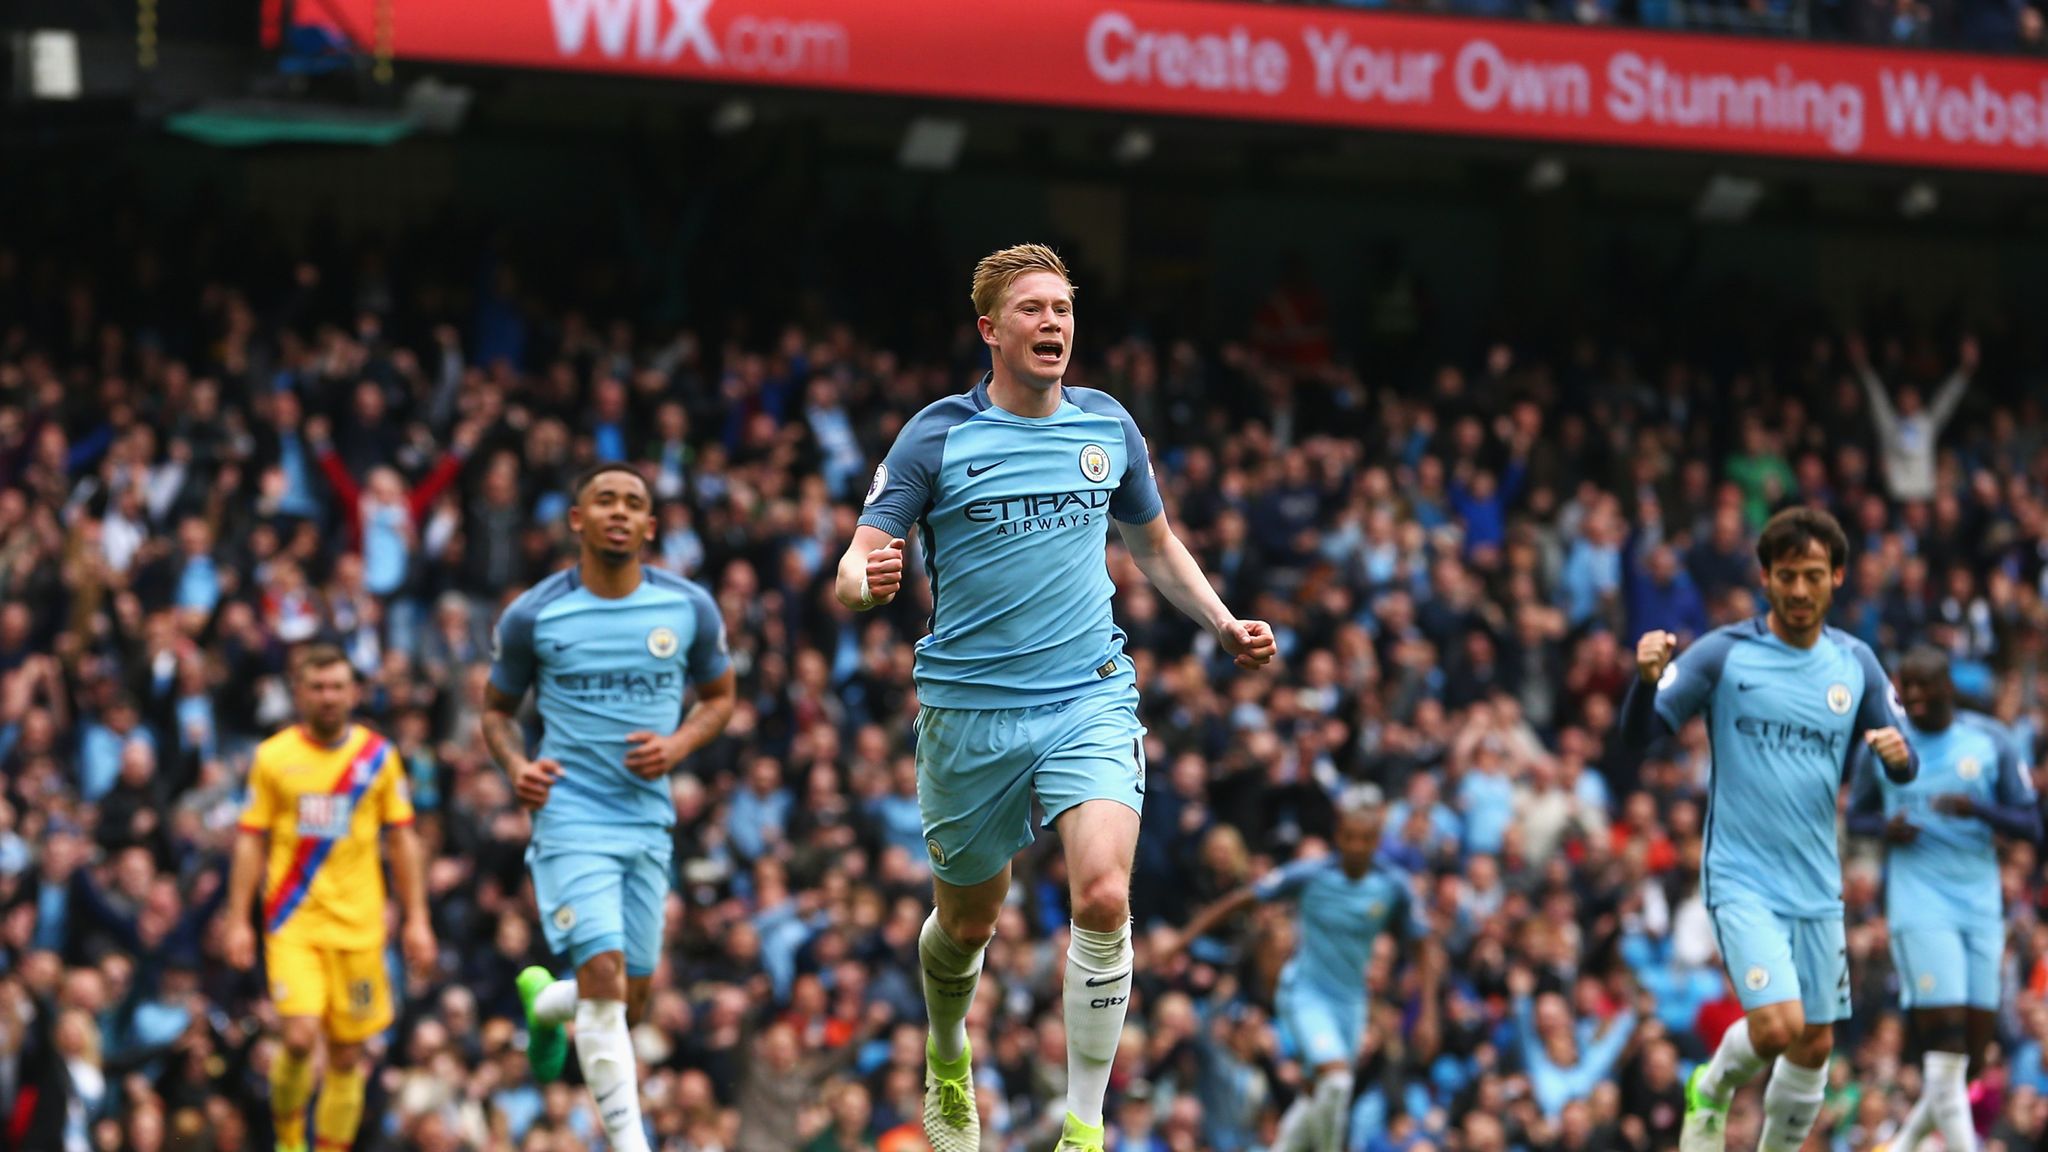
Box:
[1852,334,1976,504]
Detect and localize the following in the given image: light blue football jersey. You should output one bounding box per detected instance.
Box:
[1852,712,2033,929]
[1253,856,1417,1003]
[1653,616,1909,917]
[857,375,1163,710]
[489,566,730,840]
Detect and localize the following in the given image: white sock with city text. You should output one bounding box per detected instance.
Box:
[575,999,649,1152]
[1063,920,1133,1127]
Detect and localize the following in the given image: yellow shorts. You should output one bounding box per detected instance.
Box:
[266,937,393,1044]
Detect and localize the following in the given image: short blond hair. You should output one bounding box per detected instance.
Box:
[970,244,1075,318]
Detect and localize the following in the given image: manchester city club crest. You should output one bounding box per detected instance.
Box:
[1957,756,1982,781]
[1079,444,1111,483]
[1745,965,1770,992]
[554,904,576,932]
[647,626,679,658]
[1826,683,1852,715]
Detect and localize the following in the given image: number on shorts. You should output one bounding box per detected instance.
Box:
[350,980,375,1014]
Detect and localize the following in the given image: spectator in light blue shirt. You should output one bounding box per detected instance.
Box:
[2009,1002,2048,1096]
[864,760,927,871]
[752,858,824,1002]
[658,503,705,578]
[590,377,630,463]
[727,756,793,864]
[1457,749,1516,857]
[269,388,326,521]
[172,518,220,617]
[1194,1006,1271,1152]
[77,696,154,804]
[1559,728,1611,813]
[1562,503,1625,628]
[806,377,867,502]
[174,658,216,766]
[1389,773,1463,860]
[1514,980,1639,1119]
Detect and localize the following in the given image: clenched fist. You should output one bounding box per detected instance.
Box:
[1221,619,1278,670]
[1636,630,1678,685]
[859,538,906,608]
[1865,727,1911,770]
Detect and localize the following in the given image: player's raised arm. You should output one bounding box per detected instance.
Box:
[839,411,944,612]
[1619,630,1677,749]
[1850,644,1917,783]
[1619,627,1738,752]
[835,526,906,612]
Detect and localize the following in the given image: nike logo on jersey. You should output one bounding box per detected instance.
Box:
[1736,681,1762,691]
[1084,970,1130,987]
[546,639,582,653]
[965,460,1006,477]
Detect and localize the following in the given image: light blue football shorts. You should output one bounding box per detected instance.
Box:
[1891,923,2003,1011]
[527,830,672,977]
[913,678,1144,886]
[1712,897,1850,1023]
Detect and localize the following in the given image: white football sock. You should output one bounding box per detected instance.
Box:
[575,999,650,1152]
[1757,1057,1826,1152]
[1699,1017,1766,1103]
[919,912,985,1065]
[1063,920,1133,1126]
[1925,1050,1977,1152]
[1894,1091,1935,1152]
[1273,1094,1315,1152]
[1310,1070,1355,1152]
[534,979,579,1025]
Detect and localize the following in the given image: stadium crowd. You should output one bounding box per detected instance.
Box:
[1281,0,2047,52]
[0,238,2046,1152]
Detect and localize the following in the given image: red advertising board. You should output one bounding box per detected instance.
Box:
[329,0,2048,173]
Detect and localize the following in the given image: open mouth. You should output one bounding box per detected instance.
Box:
[1031,340,1064,365]
[604,526,633,546]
